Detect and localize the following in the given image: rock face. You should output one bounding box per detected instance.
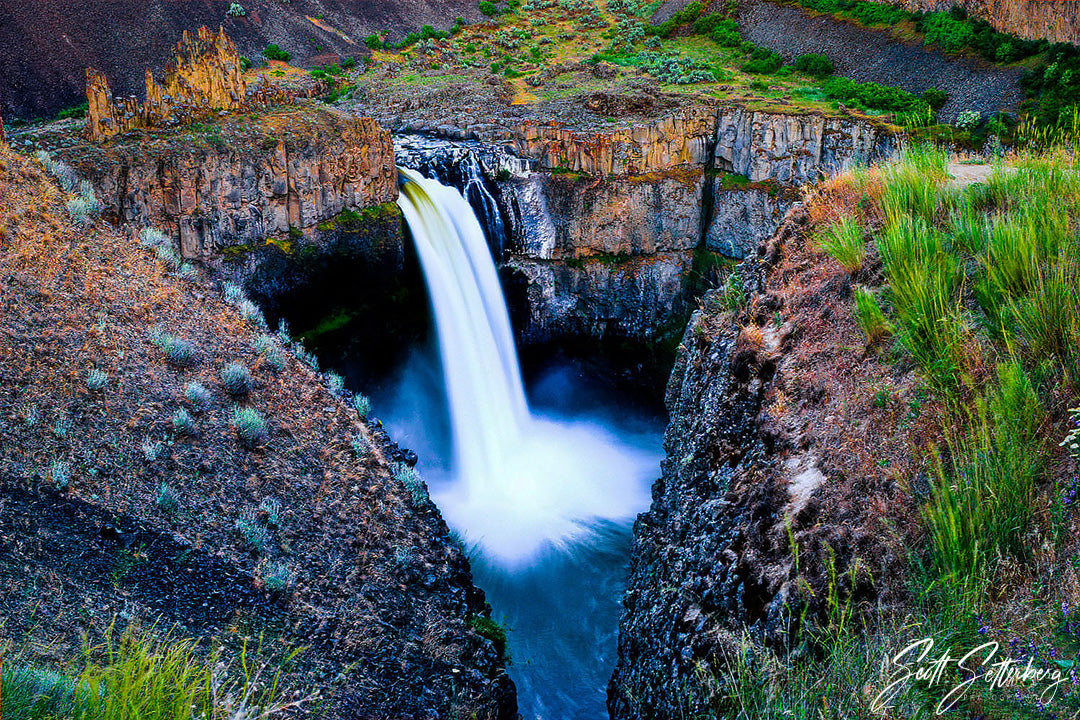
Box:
[504,252,695,341]
[713,107,895,185]
[706,185,794,257]
[608,209,916,719]
[88,27,249,142]
[396,106,895,347]
[504,168,705,259]
[510,105,716,176]
[893,0,1080,44]
[59,106,398,258]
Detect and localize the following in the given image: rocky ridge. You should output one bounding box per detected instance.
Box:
[54,106,397,259]
[608,204,928,719]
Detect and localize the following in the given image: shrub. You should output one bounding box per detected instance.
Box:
[220,363,253,396]
[57,103,88,120]
[86,368,108,391]
[742,47,782,75]
[235,509,270,553]
[672,1,703,24]
[67,182,104,226]
[239,56,252,71]
[227,3,246,16]
[351,432,370,457]
[232,407,267,448]
[263,43,291,62]
[468,615,509,661]
[710,19,742,47]
[172,408,196,435]
[352,393,372,419]
[955,109,981,130]
[141,439,162,462]
[819,76,928,115]
[156,482,179,513]
[815,216,866,273]
[183,382,212,412]
[327,371,345,395]
[35,150,79,192]
[259,497,284,527]
[261,561,293,591]
[853,287,890,342]
[50,459,70,490]
[691,12,725,35]
[151,332,196,367]
[920,13,973,54]
[479,0,500,16]
[922,87,947,110]
[364,34,383,49]
[396,463,428,503]
[793,53,833,78]
[637,50,715,83]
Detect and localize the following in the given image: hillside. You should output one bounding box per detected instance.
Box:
[0,0,482,121]
[0,140,515,718]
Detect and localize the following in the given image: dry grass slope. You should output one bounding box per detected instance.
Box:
[0,144,514,718]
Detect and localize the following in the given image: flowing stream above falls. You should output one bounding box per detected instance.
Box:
[395,167,663,717]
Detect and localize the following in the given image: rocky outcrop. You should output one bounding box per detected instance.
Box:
[504,252,695,343]
[503,168,705,259]
[87,27,249,142]
[396,106,896,346]
[706,184,795,258]
[58,106,398,258]
[510,104,717,176]
[894,0,1080,45]
[713,107,896,185]
[609,209,918,719]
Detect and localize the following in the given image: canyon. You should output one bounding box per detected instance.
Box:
[4,1,1078,717]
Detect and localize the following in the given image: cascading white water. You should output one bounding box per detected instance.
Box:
[397,168,656,567]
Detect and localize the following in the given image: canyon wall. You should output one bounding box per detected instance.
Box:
[486,106,895,345]
[608,210,913,719]
[57,106,398,258]
[891,0,1080,45]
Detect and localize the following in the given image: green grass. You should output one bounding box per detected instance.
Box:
[815,215,866,273]
[853,286,890,342]
[0,624,300,720]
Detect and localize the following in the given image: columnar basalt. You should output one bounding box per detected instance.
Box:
[510,104,717,176]
[488,106,896,343]
[87,27,259,142]
[59,107,398,258]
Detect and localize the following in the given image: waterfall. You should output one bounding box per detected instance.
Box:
[397,168,656,567]
[397,168,528,484]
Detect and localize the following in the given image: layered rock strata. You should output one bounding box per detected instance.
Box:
[58,106,398,259]
[402,106,894,346]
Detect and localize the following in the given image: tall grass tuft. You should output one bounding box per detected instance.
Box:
[853,286,890,342]
[924,361,1046,612]
[815,216,866,273]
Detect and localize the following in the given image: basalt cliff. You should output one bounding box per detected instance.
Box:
[894,0,1080,45]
